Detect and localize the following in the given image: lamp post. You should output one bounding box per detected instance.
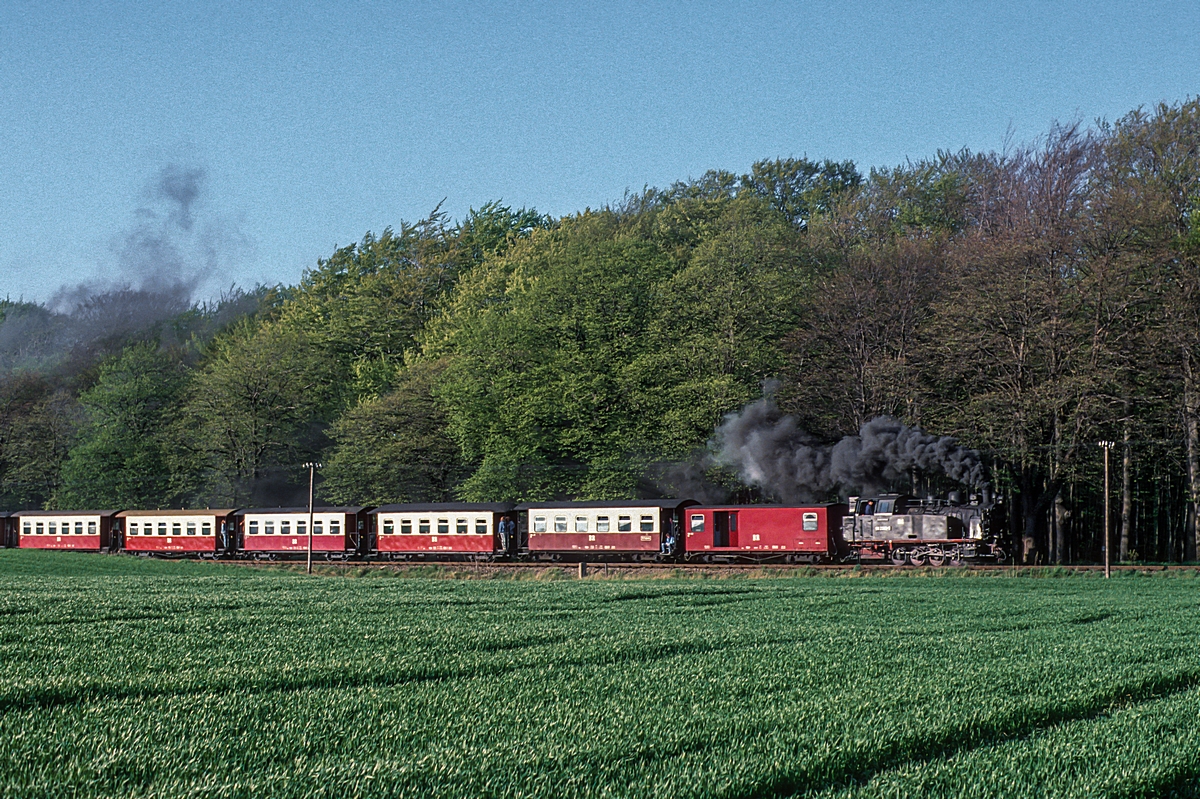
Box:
[303,462,322,575]
[1098,441,1114,579]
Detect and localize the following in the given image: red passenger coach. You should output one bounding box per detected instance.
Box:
[521,500,694,559]
[16,511,117,551]
[119,510,236,555]
[371,504,513,559]
[236,507,368,558]
[684,504,847,562]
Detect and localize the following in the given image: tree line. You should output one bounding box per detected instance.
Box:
[4,100,1200,564]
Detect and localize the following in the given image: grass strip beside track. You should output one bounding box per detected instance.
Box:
[2,549,1199,798]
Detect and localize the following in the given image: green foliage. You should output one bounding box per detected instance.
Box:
[0,373,72,508]
[277,204,548,406]
[53,343,186,509]
[176,321,339,505]
[628,195,812,452]
[433,212,677,500]
[321,361,466,505]
[741,156,862,228]
[430,192,816,501]
[4,570,1200,796]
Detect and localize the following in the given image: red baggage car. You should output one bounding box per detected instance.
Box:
[235,507,369,559]
[521,500,694,559]
[118,509,237,555]
[683,504,847,562]
[371,503,513,558]
[16,510,118,551]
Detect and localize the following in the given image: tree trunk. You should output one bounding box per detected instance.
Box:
[1054,489,1068,564]
[1183,349,1200,562]
[1119,416,1132,562]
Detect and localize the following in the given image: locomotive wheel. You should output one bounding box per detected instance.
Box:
[927,548,946,567]
[909,550,928,567]
[890,549,907,566]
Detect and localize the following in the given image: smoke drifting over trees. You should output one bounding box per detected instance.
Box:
[0,163,250,376]
[713,385,985,502]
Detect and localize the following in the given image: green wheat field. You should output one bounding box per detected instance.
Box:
[2,550,1199,798]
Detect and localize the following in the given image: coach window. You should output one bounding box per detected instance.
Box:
[264,521,274,535]
[575,516,588,533]
[330,520,341,535]
[281,521,290,536]
[436,519,449,535]
[202,523,212,536]
[640,516,654,532]
[690,515,705,533]
[74,522,83,535]
[314,520,324,535]
[533,516,547,533]
[554,516,567,533]
[457,519,468,535]
[158,523,167,536]
[617,516,631,532]
[249,521,259,535]
[596,516,610,532]
[187,522,197,536]
[400,519,411,534]
[172,523,182,536]
[802,513,819,532]
[296,521,306,536]
[475,519,487,534]
[35,522,43,535]
[23,522,30,536]
[416,519,429,535]
[88,521,97,535]
[383,519,394,535]
[49,522,56,535]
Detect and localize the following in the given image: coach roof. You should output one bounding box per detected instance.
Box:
[15,509,119,517]
[371,503,513,514]
[515,499,696,510]
[117,509,237,517]
[233,507,368,516]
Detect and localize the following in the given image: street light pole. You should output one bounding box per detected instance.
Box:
[304,462,321,575]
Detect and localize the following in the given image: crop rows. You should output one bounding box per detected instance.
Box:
[2,550,1199,797]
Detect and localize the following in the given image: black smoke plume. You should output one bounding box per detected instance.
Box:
[0,163,252,376]
[713,384,985,502]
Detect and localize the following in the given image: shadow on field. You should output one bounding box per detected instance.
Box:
[604,587,759,602]
[1138,754,1200,798]
[723,669,1200,799]
[0,635,742,715]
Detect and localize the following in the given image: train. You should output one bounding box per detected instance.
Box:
[2,491,1008,565]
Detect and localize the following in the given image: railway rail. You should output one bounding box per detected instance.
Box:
[208,558,1198,576]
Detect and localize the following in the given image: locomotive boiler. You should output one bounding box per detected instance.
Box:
[842,490,1005,565]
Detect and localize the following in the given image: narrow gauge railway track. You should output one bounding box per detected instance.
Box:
[208,558,1197,575]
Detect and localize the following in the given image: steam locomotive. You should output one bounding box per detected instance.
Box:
[4,492,1008,565]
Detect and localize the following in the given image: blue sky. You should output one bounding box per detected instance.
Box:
[2,1,1198,305]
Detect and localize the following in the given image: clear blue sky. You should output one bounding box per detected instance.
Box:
[2,1,1198,305]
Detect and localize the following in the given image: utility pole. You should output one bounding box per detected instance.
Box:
[1099,441,1113,579]
[300,460,319,573]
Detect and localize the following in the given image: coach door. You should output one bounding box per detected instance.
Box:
[714,511,738,548]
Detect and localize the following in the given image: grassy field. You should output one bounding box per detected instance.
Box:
[2,550,1199,798]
